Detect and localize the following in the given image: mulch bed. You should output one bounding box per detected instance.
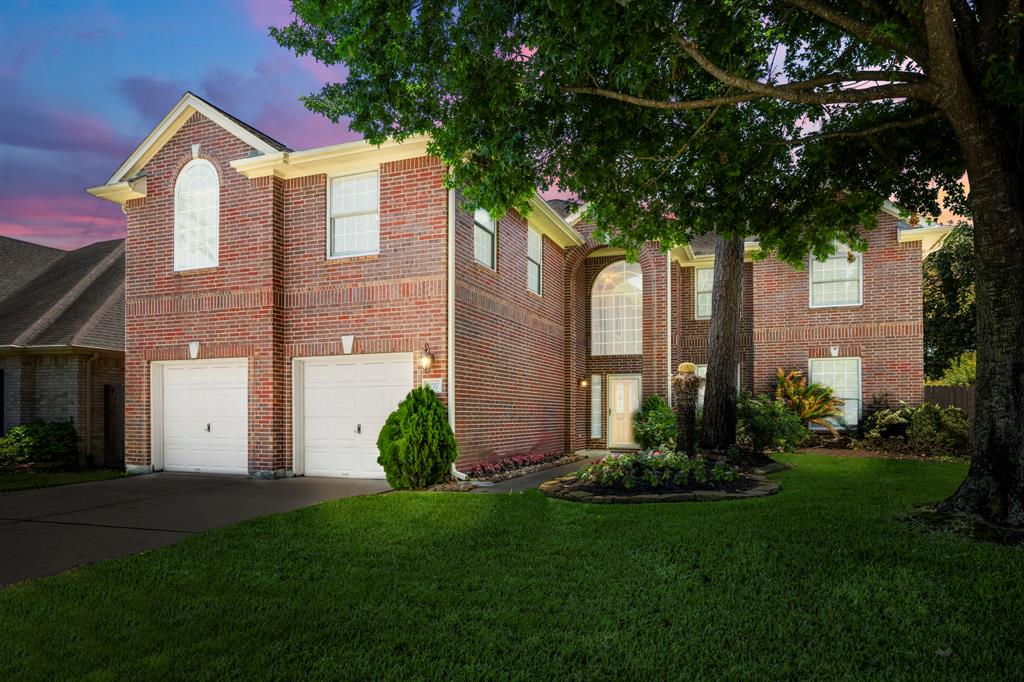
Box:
[423,452,589,491]
[541,473,780,504]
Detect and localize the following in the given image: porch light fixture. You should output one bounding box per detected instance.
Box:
[187,341,200,359]
[420,344,435,370]
[579,378,589,388]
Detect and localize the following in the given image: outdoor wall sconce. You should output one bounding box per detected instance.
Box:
[420,344,435,370]
[579,378,589,388]
[342,335,354,354]
[187,341,200,359]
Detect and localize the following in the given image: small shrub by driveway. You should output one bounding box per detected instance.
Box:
[1,454,1021,680]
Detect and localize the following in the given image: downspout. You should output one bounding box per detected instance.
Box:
[448,188,468,481]
[666,254,673,405]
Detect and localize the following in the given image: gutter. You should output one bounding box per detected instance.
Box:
[447,188,468,481]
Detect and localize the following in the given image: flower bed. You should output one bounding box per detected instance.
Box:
[571,449,758,496]
[464,452,584,482]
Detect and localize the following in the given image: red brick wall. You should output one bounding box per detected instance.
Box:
[751,212,924,409]
[453,199,566,466]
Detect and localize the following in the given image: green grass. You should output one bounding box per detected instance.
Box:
[0,469,124,492]
[1,453,1021,680]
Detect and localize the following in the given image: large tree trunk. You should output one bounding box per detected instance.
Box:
[699,234,744,451]
[936,113,1024,527]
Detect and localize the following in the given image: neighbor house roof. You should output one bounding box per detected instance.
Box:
[0,237,125,352]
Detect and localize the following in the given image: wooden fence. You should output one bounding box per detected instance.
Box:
[924,385,975,421]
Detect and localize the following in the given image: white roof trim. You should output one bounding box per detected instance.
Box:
[230,136,432,180]
[527,194,585,248]
[104,92,281,185]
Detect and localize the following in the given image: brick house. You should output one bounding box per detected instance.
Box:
[87,93,950,477]
[0,235,125,466]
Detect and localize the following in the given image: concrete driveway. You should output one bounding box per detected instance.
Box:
[0,473,390,587]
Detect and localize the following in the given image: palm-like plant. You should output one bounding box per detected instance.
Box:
[775,369,846,437]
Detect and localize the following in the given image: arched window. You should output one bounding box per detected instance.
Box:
[174,159,219,271]
[591,260,643,355]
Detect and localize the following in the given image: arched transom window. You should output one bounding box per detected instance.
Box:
[174,159,219,271]
[591,260,643,355]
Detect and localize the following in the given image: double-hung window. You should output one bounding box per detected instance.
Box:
[527,227,542,294]
[808,357,862,427]
[474,208,497,269]
[694,267,713,319]
[810,241,862,307]
[329,172,379,258]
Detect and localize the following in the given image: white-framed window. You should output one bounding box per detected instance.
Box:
[527,227,542,295]
[808,357,861,427]
[173,159,219,271]
[328,172,379,258]
[810,241,862,307]
[590,374,602,439]
[694,267,714,319]
[591,260,643,355]
[474,208,497,269]
[695,363,742,408]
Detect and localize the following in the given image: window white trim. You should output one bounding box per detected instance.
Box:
[327,170,380,259]
[473,208,497,269]
[808,356,862,427]
[694,266,713,319]
[173,158,219,272]
[809,241,863,308]
[591,260,643,356]
[527,226,543,295]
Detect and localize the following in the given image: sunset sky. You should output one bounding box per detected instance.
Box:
[0,0,356,249]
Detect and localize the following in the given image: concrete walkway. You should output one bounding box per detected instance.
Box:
[0,473,389,586]
[471,456,598,494]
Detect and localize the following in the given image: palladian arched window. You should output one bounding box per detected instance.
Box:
[591,260,643,355]
[173,159,219,271]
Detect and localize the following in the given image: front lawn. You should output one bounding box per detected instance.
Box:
[2,454,1021,679]
[0,469,124,492]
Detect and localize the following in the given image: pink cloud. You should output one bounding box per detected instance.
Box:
[254,100,361,150]
[0,195,124,250]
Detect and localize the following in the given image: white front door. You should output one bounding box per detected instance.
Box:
[297,353,413,478]
[607,374,641,448]
[160,359,248,474]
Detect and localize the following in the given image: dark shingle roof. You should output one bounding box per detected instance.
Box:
[544,199,578,219]
[0,236,63,301]
[0,237,124,351]
[687,233,760,256]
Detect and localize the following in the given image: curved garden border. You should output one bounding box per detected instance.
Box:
[539,473,781,504]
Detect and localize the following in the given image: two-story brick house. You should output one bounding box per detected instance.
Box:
[88,93,949,477]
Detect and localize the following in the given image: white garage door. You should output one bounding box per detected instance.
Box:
[161,359,248,474]
[299,353,413,478]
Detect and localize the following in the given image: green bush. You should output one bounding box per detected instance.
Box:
[0,421,79,469]
[574,449,740,491]
[632,395,677,450]
[376,386,458,489]
[736,393,807,456]
[927,351,976,386]
[857,402,970,457]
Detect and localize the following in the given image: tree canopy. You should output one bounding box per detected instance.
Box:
[924,222,975,379]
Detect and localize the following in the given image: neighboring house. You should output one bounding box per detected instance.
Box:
[0,236,126,466]
[87,92,949,478]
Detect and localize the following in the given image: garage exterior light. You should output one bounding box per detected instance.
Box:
[420,344,435,370]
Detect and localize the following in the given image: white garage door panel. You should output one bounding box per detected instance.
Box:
[161,360,248,475]
[300,353,412,478]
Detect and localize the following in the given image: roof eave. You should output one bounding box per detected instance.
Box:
[527,194,585,248]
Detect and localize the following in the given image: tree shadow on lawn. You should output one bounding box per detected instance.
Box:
[2,455,1021,680]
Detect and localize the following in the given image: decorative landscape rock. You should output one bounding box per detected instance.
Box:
[539,473,781,504]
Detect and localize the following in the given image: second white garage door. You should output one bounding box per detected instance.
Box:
[298,353,413,478]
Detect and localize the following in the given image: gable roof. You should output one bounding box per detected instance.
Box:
[0,237,125,352]
[87,92,288,205]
